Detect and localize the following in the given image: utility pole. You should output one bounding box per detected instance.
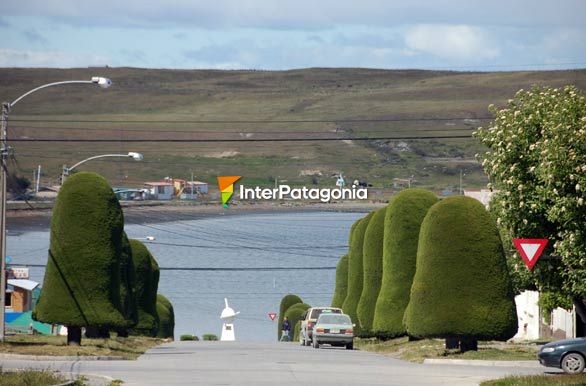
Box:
[0,102,9,340]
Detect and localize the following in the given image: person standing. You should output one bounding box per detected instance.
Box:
[281,316,291,341]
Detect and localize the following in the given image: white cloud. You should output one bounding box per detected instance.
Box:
[405,24,500,60]
[0,48,110,67]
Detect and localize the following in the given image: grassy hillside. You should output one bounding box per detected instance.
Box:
[2,67,585,192]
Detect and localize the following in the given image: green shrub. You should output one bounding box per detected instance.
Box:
[373,189,438,339]
[283,303,311,341]
[129,240,160,337]
[33,172,127,344]
[156,294,175,340]
[293,320,301,342]
[278,294,303,340]
[404,196,518,344]
[357,207,386,337]
[342,213,373,335]
[203,334,219,341]
[331,254,349,309]
[118,233,138,328]
[180,334,199,341]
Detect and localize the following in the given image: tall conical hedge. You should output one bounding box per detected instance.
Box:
[373,189,438,338]
[130,239,160,336]
[33,172,126,342]
[119,233,138,328]
[278,294,303,340]
[284,303,311,340]
[357,207,386,337]
[331,254,349,309]
[403,196,518,343]
[156,294,175,340]
[342,213,373,335]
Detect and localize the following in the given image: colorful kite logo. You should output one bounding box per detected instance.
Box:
[218,176,241,208]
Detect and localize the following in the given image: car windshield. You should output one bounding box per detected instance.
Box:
[318,314,351,325]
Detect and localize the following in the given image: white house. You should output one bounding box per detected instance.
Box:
[144,182,174,200]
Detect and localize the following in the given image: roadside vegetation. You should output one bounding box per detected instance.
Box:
[480,374,586,386]
[0,369,67,386]
[355,337,539,363]
[0,334,161,360]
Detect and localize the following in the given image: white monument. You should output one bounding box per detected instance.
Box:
[220,298,240,341]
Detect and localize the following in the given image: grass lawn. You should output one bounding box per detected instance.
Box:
[355,337,539,363]
[0,369,67,386]
[0,334,162,360]
[480,374,586,385]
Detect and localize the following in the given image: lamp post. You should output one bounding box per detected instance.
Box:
[0,76,112,341]
[61,152,143,185]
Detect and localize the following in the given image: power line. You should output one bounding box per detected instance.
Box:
[8,117,493,124]
[9,263,335,271]
[8,134,472,143]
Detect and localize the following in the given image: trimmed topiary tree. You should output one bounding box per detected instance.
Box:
[293,320,301,342]
[373,189,438,339]
[331,254,349,309]
[114,232,138,337]
[357,207,386,337]
[33,172,127,345]
[342,213,373,335]
[278,294,303,340]
[156,294,175,340]
[403,196,518,351]
[129,239,160,337]
[284,303,311,342]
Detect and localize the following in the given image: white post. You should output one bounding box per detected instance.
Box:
[36,165,41,193]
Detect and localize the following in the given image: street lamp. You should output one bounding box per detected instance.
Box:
[61,152,143,184]
[0,76,112,341]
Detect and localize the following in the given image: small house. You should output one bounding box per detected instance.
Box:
[144,182,174,200]
[6,279,39,313]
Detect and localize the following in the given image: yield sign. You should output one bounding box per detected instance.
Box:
[268,313,277,321]
[513,238,549,270]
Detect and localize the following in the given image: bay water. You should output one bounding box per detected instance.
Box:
[7,211,365,341]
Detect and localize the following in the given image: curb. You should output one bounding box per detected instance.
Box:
[0,353,127,361]
[423,358,542,368]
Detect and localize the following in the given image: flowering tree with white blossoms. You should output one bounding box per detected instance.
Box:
[474,86,586,321]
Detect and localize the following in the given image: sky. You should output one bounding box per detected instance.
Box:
[1,0,586,71]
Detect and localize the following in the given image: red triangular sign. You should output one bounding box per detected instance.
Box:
[513,238,549,270]
[268,313,277,321]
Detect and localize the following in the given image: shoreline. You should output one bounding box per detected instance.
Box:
[7,200,385,231]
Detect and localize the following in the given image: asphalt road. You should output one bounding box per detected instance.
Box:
[1,341,549,386]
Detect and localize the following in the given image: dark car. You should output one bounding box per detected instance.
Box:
[538,338,586,374]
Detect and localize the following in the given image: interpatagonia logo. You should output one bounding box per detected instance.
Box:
[218,176,241,208]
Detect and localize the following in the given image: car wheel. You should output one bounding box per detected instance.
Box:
[561,352,585,374]
[312,338,319,349]
[346,341,353,350]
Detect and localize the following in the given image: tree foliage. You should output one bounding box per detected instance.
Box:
[474,86,586,302]
[357,207,386,337]
[33,172,126,330]
[331,254,349,309]
[129,239,160,336]
[278,294,302,340]
[404,196,518,342]
[156,294,175,340]
[373,189,438,338]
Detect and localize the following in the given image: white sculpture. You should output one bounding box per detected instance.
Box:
[220,298,240,341]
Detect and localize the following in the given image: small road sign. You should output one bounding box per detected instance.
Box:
[268,313,277,321]
[513,238,549,270]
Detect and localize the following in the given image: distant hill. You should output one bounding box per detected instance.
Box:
[2,67,585,192]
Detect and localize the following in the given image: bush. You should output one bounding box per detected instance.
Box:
[33,172,127,344]
[203,334,219,341]
[283,303,311,341]
[342,213,373,336]
[129,240,160,337]
[156,294,175,340]
[357,207,386,337]
[278,294,303,340]
[403,196,518,347]
[118,233,138,330]
[373,189,438,339]
[180,334,199,341]
[293,320,301,342]
[331,254,349,309]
